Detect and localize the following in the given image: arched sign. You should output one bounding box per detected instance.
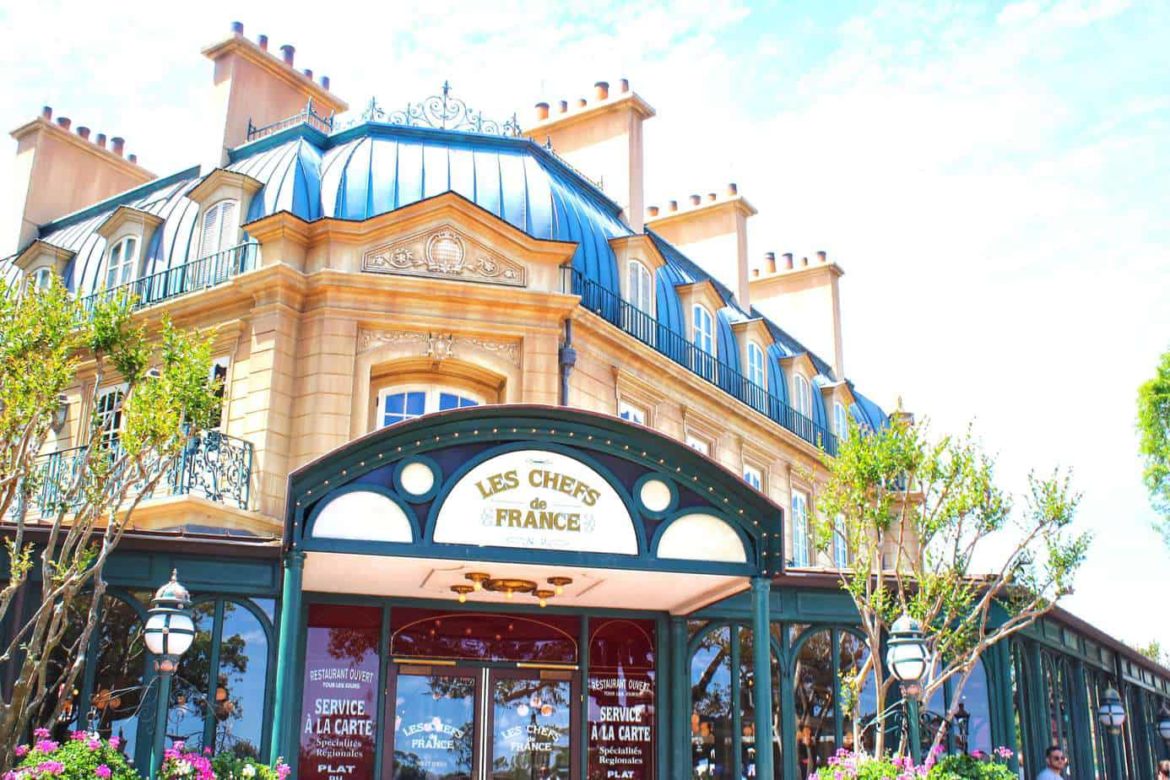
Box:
[433,449,638,555]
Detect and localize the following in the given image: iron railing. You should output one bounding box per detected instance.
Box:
[15,430,253,519]
[78,242,258,317]
[561,266,838,456]
[247,99,335,141]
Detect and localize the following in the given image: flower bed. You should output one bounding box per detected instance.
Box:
[4,730,137,780]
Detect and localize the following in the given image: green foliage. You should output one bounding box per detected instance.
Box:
[210,750,290,780]
[1137,349,1170,546]
[927,753,1016,779]
[814,414,1088,755]
[8,732,140,780]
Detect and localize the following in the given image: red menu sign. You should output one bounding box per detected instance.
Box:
[298,606,381,780]
[587,619,656,780]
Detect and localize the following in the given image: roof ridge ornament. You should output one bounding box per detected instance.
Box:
[353,82,521,137]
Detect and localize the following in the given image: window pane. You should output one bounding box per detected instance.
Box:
[405,391,426,415]
[385,393,406,415]
[588,619,656,780]
[794,630,835,778]
[458,396,477,408]
[792,494,809,567]
[438,392,477,411]
[167,600,217,750]
[691,626,733,778]
[739,627,782,779]
[211,602,269,759]
[90,594,149,759]
[838,632,877,755]
[955,659,992,757]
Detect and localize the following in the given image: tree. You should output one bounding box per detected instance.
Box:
[1137,350,1170,546]
[813,414,1089,757]
[0,277,218,766]
[1134,639,1168,668]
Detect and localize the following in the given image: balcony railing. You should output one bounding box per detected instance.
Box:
[78,242,259,317]
[247,99,335,142]
[561,267,838,456]
[15,430,253,520]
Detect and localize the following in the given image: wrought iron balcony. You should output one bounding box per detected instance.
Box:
[561,267,839,456]
[77,242,259,317]
[15,430,253,520]
[247,99,335,141]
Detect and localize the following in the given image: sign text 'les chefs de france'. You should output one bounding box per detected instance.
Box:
[433,449,638,554]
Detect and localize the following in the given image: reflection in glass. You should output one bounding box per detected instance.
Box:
[837,632,877,755]
[491,676,571,779]
[737,627,780,779]
[393,673,474,780]
[793,629,834,778]
[37,593,93,738]
[588,619,655,780]
[167,600,215,750]
[90,594,150,758]
[953,659,991,756]
[691,626,732,778]
[391,610,578,665]
[211,602,269,758]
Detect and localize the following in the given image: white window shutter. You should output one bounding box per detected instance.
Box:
[201,205,221,257]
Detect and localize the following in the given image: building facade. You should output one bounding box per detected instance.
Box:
[3,22,1168,780]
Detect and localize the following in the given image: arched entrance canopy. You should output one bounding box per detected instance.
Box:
[285,406,784,612]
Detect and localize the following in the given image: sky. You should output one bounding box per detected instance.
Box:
[1,0,1168,652]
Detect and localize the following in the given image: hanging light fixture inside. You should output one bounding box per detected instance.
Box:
[450,584,473,603]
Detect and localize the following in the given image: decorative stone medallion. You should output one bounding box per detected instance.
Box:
[363,225,526,287]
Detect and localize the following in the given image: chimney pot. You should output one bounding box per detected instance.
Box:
[303,68,313,79]
[576,97,587,108]
[535,102,550,121]
[77,126,90,139]
[41,106,52,121]
[817,250,827,263]
[231,21,244,36]
[752,267,761,278]
[128,153,137,164]
[764,252,777,273]
[557,99,568,113]
[689,194,701,206]
[783,252,794,269]
[707,192,717,202]
[594,81,609,100]
[647,205,659,217]
[95,133,106,148]
[727,182,738,196]
[56,117,71,130]
[258,34,269,51]
[322,75,331,90]
[280,44,295,66]
[620,78,630,93]
[668,199,678,212]
[801,256,809,267]
[111,137,125,156]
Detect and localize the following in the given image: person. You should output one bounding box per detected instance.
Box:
[1036,744,1068,779]
[1157,758,1170,780]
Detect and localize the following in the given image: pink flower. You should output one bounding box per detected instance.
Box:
[14,746,29,758]
[95,765,111,779]
[34,740,59,754]
[107,736,121,750]
[32,729,50,740]
[34,762,63,776]
[276,761,291,780]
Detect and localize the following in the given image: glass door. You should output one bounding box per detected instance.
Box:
[487,669,575,780]
[390,665,478,780]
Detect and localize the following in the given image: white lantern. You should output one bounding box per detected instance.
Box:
[144,570,195,668]
[886,613,929,686]
[1097,686,1126,734]
[1156,706,1170,742]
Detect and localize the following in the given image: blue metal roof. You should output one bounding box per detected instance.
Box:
[0,119,884,428]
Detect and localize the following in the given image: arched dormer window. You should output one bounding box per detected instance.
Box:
[29,267,53,293]
[105,237,138,289]
[834,401,850,441]
[378,385,481,428]
[793,373,812,418]
[747,342,765,388]
[692,304,714,354]
[200,200,240,257]
[626,260,654,314]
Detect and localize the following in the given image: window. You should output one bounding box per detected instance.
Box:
[792,491,810,566]
[200,200,240,257]
[626,260,653,314]
[793,374,812,418]
[29,267,53,293]
[208,357,230,429]
[743,464,763,491]
[747,342,765,388]
[692,304,714,354]
[834,401,849,441]
[96,388,124,450]
[832,513,849,568]
[686,433,711,456]
[105,237,138,289]
[618,399,647,425]
[378,387,480,428]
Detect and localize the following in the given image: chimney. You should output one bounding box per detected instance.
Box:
[522,79,655,231]
[128,154,138,164]
[558,100,568,113]
[668,200,678,212]
[321,75,330,91]
[95,133,106,149]
[535,102,550,121]
[7,110,154,252]
[645,184,757,308]
[110,137,125,156]
[231,21,244,36]
[749,250,847,379]
[646,205,659,217]
[764,252,776,274]
[202,25,347,166]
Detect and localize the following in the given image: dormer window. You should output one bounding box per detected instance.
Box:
[105,237,138,289]
[29,267,53,293]
[834,401,850,441]
[793,374,812,418]
[747,342,765,387]
[200,200,240,257]
[692,304,714,354]
[626,260,653,314]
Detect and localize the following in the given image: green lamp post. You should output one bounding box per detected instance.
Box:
[144,570,195,779]
[886,613,930,763]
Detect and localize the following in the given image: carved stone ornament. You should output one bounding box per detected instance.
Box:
[357,328,521,368]
[362,225,527,287]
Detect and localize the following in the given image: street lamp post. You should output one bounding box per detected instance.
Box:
[886,613,930,764]
[1158,705,1170,749]
[1097,686,1127,780]
[144,570,195,779]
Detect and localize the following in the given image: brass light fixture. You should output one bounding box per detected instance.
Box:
[450,584,474,603]
[455,572,573,605]
[547,576,572,595]
[533,589,555,608]
[465,572,491,591]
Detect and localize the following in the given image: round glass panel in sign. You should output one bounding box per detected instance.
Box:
[400,461,436,496]
[639,479,672,513]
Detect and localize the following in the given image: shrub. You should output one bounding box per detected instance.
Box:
[157,743,213,780]
[926,750,1016,780]
[4,730,140,780]
[210,751,290,780]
